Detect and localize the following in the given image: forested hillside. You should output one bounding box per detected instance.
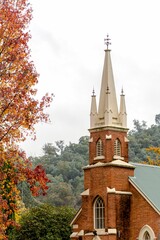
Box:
[24,136,89,209]
[22,117,160,209]
[128,118,160,162]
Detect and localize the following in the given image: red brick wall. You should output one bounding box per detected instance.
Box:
[89,128,128,165]
[72,164,160,240]
[107,193,116,228]
[129,183,160,239]
[116,194,131,239]
[71,192,132,240]
[84,165,134,191]
[71,165,134,239]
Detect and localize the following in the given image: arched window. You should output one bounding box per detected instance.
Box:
[96,139,103,157]
[143,231,150,240]
[138,225,155,240]
[114,138,121,156]
[94,197,105,229]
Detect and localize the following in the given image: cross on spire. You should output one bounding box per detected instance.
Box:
[104,34,111,50]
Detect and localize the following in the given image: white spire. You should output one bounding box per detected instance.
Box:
[89,38,127,129]
[98,49,119,124]
[90,89,97,128]
[119,88,127,128]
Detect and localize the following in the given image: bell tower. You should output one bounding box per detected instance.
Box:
[70,37,134,240]
[89,36,128,165]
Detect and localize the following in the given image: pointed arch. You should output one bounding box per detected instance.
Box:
[92,236,101,240]
[138,225,155,240]
[96,138,103,157]
[93,196,105,229]
[114,138,121,156]
[143,231,151,240]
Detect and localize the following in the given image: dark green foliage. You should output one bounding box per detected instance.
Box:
[155,114,160,125]
[28,136,89,209]
[128,119,160,162]
[12,204,75,240]
[18,182,40,208]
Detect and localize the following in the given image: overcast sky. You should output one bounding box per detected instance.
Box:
[21,0,160,156]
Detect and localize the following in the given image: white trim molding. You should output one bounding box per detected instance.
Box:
[81,189,89,196]
[108,228,117,234]
[93,236,101,240]
[106,134,112,140]
[94,156,105,161]
[70,208,82,226]
[124,136,129,142]
[107,187,132,195]
[72,224,78,229]
[138,225,156,240]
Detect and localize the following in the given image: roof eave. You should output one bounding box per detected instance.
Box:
[70,208,82,226]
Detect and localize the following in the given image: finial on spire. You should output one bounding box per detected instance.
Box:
[92,88,96,97]
[121,87,125,96]
[104,34,111,50]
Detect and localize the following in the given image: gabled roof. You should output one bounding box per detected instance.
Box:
[129,162,160,213]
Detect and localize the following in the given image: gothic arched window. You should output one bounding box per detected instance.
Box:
[96,139,103,157]
[114,138,121,156]
[143,231,150,240]
[138,225,155,240]
[94,197,105,229]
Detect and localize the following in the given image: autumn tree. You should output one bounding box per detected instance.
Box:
[128,119,160,162]
[142,147,160,166]
[0,0,53,238]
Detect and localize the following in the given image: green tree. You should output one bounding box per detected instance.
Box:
[37,175,76,207]
[128,118,160,162]
[12,204,75,240]
[29,137,89,209]
[155,114,160,125]
[42,143,59,157]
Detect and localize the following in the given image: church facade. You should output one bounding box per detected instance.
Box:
[70,39,160,240]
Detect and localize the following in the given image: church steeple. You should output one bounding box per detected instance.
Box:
[70,39,132,240]
[90,36,127,129]
[89,37,128,164]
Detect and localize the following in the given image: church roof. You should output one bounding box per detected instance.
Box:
[129,163,160,213]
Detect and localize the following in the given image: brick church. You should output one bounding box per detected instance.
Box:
[70,37,160,240]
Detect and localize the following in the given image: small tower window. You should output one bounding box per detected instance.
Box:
[143,231,150,240]
[114,138,121,156]
[96,139,103,156]
[94,197,105,229]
